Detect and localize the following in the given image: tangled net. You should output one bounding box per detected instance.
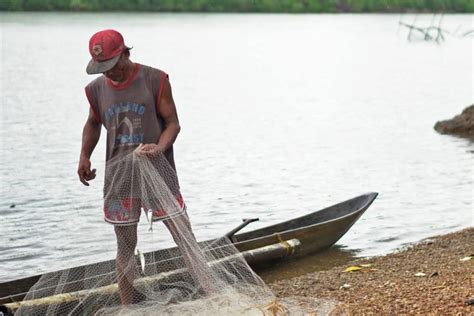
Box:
[14,149,318,315]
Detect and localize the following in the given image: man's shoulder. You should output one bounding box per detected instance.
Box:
[86,75,106,90]
[140,64,168,78]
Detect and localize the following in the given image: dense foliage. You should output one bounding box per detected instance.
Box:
[1,0,473,12]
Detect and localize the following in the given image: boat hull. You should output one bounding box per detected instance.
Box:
[0,192,377,305]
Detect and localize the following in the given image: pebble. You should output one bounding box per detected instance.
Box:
[340,284,351,290]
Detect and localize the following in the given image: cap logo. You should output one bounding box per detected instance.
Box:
[92,44,103,56]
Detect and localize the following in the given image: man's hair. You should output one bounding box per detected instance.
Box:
[123,46,132,58]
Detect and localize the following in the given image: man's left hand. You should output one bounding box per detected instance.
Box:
[135,143,162,156]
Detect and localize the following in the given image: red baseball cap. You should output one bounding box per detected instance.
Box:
[86,29,127,75]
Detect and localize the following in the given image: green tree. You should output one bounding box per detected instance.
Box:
[70,0,94,10]
[24,0,52,10]
[0,0,24,10]
[1,0,473,12]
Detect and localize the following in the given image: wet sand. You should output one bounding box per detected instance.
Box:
[269,228,473,314]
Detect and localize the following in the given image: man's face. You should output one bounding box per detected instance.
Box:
[103,54,128,82]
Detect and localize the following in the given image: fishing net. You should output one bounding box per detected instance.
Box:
[11,148,318,315]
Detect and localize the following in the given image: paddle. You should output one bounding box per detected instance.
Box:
[201,218,260,252]
[224,218,259,242]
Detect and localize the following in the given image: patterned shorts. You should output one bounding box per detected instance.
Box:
[103,193,185,225]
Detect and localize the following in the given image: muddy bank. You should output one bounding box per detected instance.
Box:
[270,228,473,314]
[434,105,474,140]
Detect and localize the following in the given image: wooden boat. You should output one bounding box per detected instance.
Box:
[0,192,377,310]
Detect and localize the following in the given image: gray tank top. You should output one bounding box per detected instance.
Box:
[85,64,175,169]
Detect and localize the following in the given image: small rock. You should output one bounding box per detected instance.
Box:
[429,272,439,278]
[340,283,351,290]
[424,239,434,245]
[9,204,15,208]
[465,298,474,306]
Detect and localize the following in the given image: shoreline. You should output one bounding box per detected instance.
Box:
[269,228,473,314]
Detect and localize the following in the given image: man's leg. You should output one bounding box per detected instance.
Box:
[114,224,138,305]
[163,213,215,295]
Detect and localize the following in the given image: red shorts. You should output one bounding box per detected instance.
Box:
[104,193,185,225]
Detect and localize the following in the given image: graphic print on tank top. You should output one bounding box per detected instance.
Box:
[112,105,145,148]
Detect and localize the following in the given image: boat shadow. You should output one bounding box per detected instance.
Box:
[257,245,359,283]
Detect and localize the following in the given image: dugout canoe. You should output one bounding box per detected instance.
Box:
[0,192,377,306]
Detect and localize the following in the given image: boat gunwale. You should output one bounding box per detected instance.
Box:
[234,192,378,242]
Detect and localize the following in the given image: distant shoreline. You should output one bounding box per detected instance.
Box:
[270,227,473,314]
[1,0,473,13]
[2,10,474,14]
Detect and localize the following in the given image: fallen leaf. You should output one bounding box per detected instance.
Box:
[414,272,426,277]
[343,266,363,273]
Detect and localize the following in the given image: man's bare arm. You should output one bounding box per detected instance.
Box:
[156,77,181,152]
[136,77,181,156]
[78,109,101,186]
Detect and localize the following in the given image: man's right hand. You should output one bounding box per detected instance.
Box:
[78,157,96,186]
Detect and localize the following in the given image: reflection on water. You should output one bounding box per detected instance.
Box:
[259,246,358,283]
[0,13,472,282]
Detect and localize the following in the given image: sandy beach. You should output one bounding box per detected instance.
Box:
[270,228,473,315]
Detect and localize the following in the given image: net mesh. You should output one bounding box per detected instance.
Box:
[14,149,317,315]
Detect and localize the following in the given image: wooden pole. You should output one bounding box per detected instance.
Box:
[1,239,301,314]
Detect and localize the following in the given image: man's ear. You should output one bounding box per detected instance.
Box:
[122,49,131,59]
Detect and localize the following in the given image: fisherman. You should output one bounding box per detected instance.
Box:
[77,29,211,305]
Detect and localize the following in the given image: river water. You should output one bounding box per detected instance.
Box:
[0,13,472,282]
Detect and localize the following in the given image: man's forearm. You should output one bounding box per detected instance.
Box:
[81,121,101,159]
[157,122,180,152]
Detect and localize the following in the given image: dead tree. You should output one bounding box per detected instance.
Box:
[399,14,447,43]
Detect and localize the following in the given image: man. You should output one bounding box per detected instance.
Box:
[78,29,211,305]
